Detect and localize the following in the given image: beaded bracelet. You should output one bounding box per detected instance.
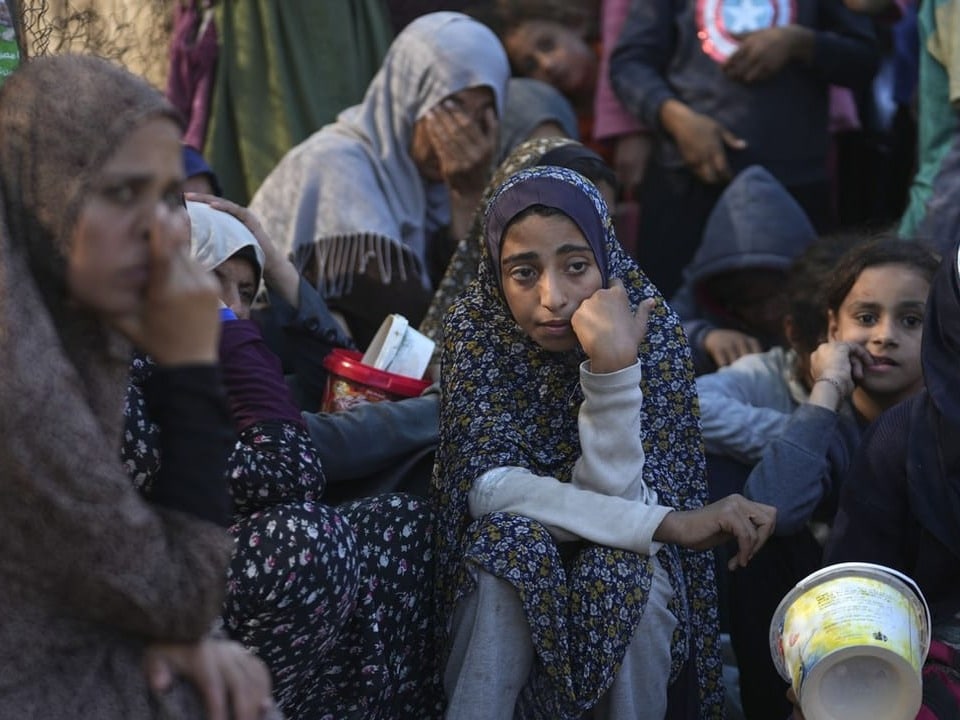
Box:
[814,376,846,396]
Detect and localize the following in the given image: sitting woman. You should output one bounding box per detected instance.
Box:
[0,55,273,718]
[190,187,440,503]
[433,165,776,719]
[249,11,509,348]
[124,199,443,719]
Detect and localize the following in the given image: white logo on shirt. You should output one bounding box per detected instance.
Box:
[696,0,797,62]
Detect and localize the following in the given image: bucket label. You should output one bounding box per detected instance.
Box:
[779,577,924,694]
[324,378,390,412]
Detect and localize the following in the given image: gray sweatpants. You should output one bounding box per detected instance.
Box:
[443,557,677,720]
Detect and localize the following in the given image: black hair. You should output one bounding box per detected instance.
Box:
[229,245,263,284]
[503,203,568,236]
[824,236,940,314]
[537,145,618,198]
[466,0,599,41]
[783,231,865,357]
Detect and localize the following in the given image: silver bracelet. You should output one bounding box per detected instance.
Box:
[814,376,846,396]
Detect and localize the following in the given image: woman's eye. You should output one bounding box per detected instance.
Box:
[902,315,922,328]
[102,184,137,205]
[509,267,536,282]
[536,36,555,53]
[855,313,876,325]
[163,189,185,209]
[567,260,589,274]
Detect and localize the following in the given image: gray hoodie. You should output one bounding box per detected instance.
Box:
[669,165,816,374]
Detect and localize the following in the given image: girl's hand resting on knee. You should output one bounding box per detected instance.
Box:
[653,494,776,570]
[143,638,275,720]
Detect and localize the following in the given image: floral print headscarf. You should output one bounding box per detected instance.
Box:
[419,135,578,345]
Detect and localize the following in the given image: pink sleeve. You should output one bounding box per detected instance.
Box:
[593,0,648,140]
[829,86,861,134]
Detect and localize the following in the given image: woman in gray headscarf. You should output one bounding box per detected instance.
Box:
[250,11,510,348]
[496,77,579,164]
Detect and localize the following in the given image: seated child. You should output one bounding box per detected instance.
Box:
[744,237,939,532]
[434,165,776,719]
[189,189,439,501]
[823,240,960,719]
[731,237,938,718]
[696,231,864,492]
[669,165,818,375]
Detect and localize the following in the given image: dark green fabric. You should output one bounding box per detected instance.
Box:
[207,0,392,204]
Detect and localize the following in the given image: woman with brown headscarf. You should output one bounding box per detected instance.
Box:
[0,54,274,719]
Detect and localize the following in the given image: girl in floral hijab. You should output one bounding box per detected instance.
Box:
[434,166,775,719]
[419,135,579,348]
[419,136,618,360]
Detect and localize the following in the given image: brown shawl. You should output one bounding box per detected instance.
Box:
[0,55,233,718]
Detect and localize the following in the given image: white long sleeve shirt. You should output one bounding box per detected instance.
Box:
[467,360,672,555]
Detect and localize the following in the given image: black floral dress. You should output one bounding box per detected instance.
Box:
[123,355,443,719]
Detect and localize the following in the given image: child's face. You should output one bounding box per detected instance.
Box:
[503,19,597,102]
[828,263,929,403]
[214,255,258,320]
[499,211,603,352]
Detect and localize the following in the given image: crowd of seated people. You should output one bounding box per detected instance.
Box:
[2,2,959,718]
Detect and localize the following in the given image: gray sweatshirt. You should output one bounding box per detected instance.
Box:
[468,360,672,555]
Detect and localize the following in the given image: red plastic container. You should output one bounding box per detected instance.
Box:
[321,349,432,412]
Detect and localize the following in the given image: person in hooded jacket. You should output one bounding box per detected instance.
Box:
[727,236,938,718]
[669,165,817,376]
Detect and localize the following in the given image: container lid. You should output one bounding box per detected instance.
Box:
[323,348,431,398]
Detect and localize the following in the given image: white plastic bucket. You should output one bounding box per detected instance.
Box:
[769,562,931,720]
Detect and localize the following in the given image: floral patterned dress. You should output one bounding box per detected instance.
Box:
[124,355,443,719]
